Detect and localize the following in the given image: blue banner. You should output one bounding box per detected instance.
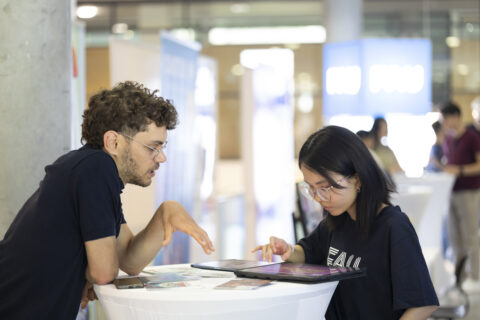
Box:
[154,33,200,265]
[323,39,432,117]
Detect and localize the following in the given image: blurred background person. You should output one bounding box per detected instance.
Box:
[357,129,395,188]
[369,117,404,175]
[441,101,480,289]
[469,96,480,133]
[424,120,450,260]
[356,130,383,169]
[425,121,445,172]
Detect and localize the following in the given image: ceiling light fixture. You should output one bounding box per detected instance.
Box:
[112,23,128,34]
[457,64,469,76]
[445,36,460,48]
[76,5,98,19]
[209,25,326,45]
[230,3,250,14]
[169,28,196,42]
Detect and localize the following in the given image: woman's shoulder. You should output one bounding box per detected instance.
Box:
[376,205,411,228]
[376,144,395,156]
[375,143,392,151]
[371,206,418,245]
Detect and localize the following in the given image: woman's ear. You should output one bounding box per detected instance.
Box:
[103,130,120,157]
[354,174,362,192]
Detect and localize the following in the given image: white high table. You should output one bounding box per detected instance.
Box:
[94,264,338,320]
[390,184,433,231]
[392,172,456,294]
[392,172,455,249]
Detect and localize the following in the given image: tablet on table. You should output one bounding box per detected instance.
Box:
[191,259,280,272]
[234,263,366,283]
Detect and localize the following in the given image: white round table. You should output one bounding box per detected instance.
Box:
[94,264,338,320]
[392,172,455,248]
[391,184,433,231]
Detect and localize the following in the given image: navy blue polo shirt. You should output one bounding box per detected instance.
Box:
[0,144,125,319]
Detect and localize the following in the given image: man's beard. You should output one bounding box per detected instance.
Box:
[119,148,151,187]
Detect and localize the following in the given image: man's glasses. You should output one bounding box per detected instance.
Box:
[298,176,350,202]
[120,133,167,159]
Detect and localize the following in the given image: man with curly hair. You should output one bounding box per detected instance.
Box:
[0,81,215,319]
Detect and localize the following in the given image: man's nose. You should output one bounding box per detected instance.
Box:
[154,150,167,163]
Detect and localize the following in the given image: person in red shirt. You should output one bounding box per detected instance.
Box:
[441,101,480,287]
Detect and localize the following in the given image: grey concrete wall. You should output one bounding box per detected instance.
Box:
[0,0,72,237]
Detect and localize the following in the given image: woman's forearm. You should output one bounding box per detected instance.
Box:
[286,244,306,263]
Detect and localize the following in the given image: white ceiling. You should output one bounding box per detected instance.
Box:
[76,0,480,46]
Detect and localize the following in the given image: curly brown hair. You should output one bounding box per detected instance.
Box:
[81,81,178,148]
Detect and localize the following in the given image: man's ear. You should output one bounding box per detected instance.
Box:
[103,130,120,156]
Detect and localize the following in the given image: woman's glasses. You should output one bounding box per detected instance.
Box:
[298,176,350,202]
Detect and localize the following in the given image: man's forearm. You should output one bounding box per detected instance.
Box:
[85,264,117,284]
[85,265,95,284]
[118,209,166,275]
[116,200,213,275]
[463,161,480,176]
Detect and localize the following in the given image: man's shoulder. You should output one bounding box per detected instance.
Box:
[62,145,113,169]
[459,127,480,149]
[76,145,112,164]
[47,145,116,180]
[466,124,480,134]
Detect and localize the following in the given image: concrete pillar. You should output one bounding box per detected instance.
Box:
[0,0,72,237]
[325,0,363,42]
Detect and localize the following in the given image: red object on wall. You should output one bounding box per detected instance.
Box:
[72,47,78,78]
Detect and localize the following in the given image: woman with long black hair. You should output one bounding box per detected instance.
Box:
[254,126,438,320]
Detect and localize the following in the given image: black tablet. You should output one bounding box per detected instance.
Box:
[234,263,366,283]
[191,259,281,272]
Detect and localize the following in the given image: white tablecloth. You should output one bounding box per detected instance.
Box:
[393,172,455,248]
[423,246,454,294]
[391,173,457,299]
[391,185,433,231]
[94,264,338,320]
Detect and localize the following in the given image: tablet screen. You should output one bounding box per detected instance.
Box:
[247,263,355,276]
[234,263,365,283]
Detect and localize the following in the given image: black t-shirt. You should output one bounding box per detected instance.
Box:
[298,206,439,320]
[0,145,125,320]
